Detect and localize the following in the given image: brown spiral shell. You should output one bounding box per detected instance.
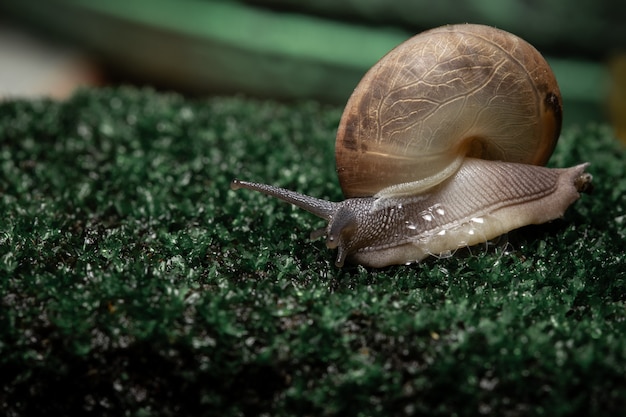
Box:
[335,24,562,198]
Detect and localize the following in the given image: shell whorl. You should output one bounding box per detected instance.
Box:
[335,24,562,198]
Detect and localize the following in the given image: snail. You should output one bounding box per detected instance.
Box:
[231,23,592,268]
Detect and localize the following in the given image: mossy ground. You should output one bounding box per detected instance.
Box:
[1,87,625,416]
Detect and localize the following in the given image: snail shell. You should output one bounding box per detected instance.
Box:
[231,24,592,268]
[336,23,562,198]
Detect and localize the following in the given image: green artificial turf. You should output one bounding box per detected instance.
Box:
[1,87,625,416]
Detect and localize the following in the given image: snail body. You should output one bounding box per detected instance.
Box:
[231,24,592,268]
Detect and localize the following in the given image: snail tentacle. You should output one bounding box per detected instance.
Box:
[230,179,337,220]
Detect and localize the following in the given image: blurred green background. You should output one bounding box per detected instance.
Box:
[1,0,625,133]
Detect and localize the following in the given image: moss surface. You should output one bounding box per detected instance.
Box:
[1,88,625,416]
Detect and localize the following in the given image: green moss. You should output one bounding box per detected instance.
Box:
[1,87,625,416]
